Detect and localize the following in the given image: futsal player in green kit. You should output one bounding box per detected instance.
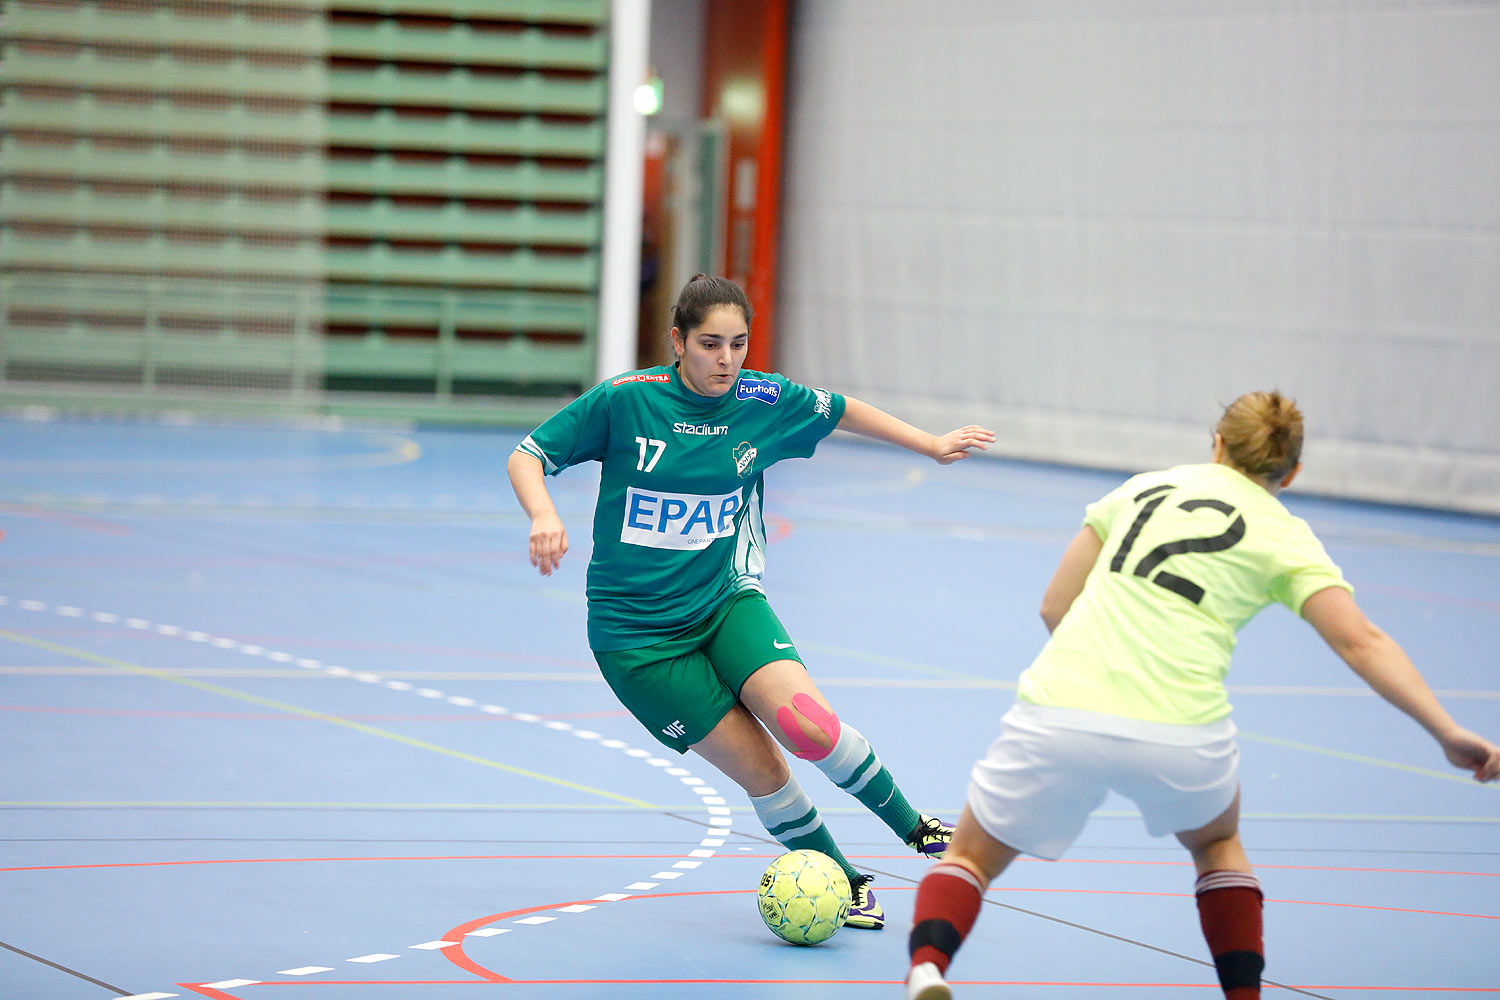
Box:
[903,391,1500,999]
[509,274,997,929]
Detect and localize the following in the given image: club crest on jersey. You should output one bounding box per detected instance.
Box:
[733,441,757,477]
[735,377,780,405]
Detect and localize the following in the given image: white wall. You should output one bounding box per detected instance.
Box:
[648,0,706,137]
[777,0,1500,514]
[648,0,709,297]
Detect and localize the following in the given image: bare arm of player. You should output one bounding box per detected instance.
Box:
[1039,526,1104,633]
[1302,586,1500,782]
[507,450,569,577]
[836,396,995,465]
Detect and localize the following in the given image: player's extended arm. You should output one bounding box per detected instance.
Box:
[1039,526,1104,633]
[507,450,569,577]
[1301,586,1500,782]
[836,396,995,465]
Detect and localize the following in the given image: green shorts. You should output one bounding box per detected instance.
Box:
[592,591,804,754]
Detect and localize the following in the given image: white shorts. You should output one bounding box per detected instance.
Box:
[967,706,1239,860]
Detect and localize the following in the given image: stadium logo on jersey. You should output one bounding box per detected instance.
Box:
[733,441,757,477]
[813,387,832,418]
[612,373,671,387]
[620,486,742,550]
[673,421,729,436]
[735,378,780,404]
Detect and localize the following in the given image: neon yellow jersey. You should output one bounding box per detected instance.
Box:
[1016,462,1352,727]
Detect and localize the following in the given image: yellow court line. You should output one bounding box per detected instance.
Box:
[0,432,422,476]
[799,640,995,683]
[1238,729,1500,790]
[0,629,654,809]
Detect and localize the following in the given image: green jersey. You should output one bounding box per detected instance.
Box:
[1017,462,1352,728]
[516,365,846,651]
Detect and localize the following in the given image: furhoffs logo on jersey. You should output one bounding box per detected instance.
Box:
[612,373,671,387]
[733,441,757,477]
[735,377,780,404]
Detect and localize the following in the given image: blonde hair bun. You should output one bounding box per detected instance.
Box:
[1217,391,1303,482]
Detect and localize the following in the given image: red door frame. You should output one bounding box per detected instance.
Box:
[699,0,789,373]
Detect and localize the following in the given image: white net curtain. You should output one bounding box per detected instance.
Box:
[776,0,1500,514]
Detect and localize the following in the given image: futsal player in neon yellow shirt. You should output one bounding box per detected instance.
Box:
[902,391,1500,1000]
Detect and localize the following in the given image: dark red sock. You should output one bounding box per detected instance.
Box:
[908,863,984,975]
[1195,870,1264,1000]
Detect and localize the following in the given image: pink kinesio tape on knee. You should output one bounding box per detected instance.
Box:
[776,692,841,761]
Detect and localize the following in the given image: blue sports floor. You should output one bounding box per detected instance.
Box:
[1,413,1497,999]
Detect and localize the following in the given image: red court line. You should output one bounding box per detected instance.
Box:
[1,855,700,874]
[158,893,1500,997]
[1360,582,1500,617]
[508,985,1498,993]
[35,854,1484,911]
[988,886,1499,921]
[440,887,1497,987]
[7,854,1497,881]
[440,887,1497,983]
[187,983,481,992]
[441,896,655,982]
[178,980,1500,993]
[179,985,243,999]
[1034,857,1500,878]
[17,858,1497,993]
[436,900,640,983]
[711,854,1500,879]
[0,504,131,534]
[0,625,598,670]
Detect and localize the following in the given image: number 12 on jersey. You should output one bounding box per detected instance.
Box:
[1109,484,1246,604]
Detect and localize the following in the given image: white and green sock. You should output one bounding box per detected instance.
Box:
[749,775,859,882]
[811,724,923,843]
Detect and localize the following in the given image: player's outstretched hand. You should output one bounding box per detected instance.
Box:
[931,425,997,465]
[529,511,569,576]
[1439,727,1500,782]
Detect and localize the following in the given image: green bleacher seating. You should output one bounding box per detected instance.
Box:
[1,0,607,416]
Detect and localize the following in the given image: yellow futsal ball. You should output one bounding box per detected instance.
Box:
[756,849,851,945]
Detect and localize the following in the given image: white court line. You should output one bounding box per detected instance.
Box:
[4,593,736,992]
